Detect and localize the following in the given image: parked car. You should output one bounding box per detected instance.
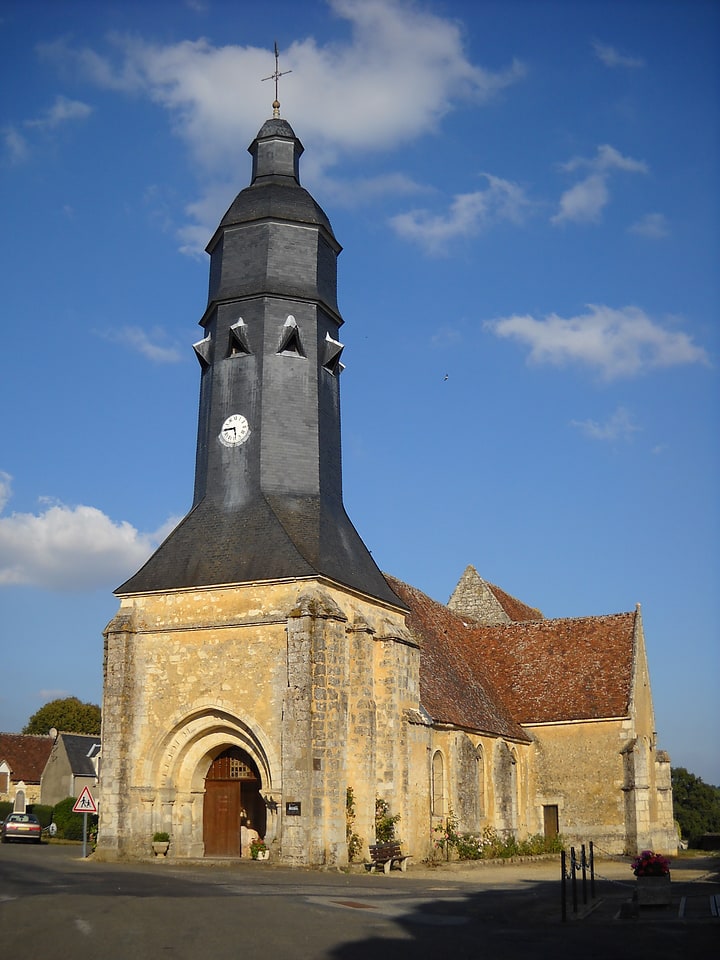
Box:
[1,813,42,844]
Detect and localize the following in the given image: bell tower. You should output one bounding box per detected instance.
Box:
[117,114,402,608]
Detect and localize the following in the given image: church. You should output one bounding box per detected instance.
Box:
[96,101,677,863]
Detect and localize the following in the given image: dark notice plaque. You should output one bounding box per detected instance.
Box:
[286,801,301,816]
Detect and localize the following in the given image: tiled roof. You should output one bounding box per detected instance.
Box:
[385,576,531,742]
[486,582,544,622]
[386,575,637,732]
[0,733,53,783]
[466,613,637,724]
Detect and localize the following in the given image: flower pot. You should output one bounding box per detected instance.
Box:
[636,874,671,905]
[152,841,170,857]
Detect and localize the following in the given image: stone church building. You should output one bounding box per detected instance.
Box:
[96,109,676,864]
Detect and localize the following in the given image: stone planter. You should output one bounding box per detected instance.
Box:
[636,874,671,905]
[152,841,170,857]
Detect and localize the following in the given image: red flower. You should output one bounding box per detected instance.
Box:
[631,850,671,877]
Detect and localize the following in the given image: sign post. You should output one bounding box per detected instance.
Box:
[72,787,98,858]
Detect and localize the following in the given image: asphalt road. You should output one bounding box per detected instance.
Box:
[1,841,717,959]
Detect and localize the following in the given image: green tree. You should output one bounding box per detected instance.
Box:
[672,766,720,845]
[22,697,101,736]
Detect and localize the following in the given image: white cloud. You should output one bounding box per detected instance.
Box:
[38,0,526,251]
[100,325,185,363]
[559,144,647,176]
[485,304,710,380]
[2,126,29,164]
[593,41,645,69]
[628,213,670,238]
[0,498,171,591]
[3,96,92,164]
[38,688,72,701]
[25,95,93,129]
[571,406,640,441]
[321,171,429,208]
[389,174,531,253]
[552,144,647,225]
[552,173,609,225]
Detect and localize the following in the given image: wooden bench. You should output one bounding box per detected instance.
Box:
[366,842,412,874]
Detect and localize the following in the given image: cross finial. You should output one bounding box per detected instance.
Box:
[262,41,292,119]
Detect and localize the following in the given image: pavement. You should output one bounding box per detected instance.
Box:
[3,842,718,959]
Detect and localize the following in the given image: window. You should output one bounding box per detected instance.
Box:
[431,751,445,817]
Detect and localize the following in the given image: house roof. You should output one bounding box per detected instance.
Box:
[485,581,544,622]
[0,734,53,783]
[386,575,637,733]
[59,733,101,777]
[385,576,531,742]
[466,612,637,724]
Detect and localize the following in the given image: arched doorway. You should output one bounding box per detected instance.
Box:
[203,747,266,857]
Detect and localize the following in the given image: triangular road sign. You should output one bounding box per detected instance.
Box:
[72,786,98,814]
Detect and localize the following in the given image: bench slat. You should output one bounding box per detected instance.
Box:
[366,843,411,873]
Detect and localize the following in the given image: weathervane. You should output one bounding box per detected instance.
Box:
[262,42,292,119]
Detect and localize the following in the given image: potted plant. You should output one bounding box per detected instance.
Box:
[152,831,170,857]
[250,838,269,860]
[631,850,671,905]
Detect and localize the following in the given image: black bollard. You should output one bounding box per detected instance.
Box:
[571,846,578,914]
[581,843,588,905]
[561,849,567,922]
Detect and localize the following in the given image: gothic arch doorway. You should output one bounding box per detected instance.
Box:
[203,747,266,857]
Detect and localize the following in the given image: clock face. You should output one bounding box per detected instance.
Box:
[219,413,250,447]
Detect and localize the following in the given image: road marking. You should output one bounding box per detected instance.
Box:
[74,918,92,936]
[308,896,469,925]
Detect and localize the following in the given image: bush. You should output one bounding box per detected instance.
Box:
[0,801,13,822]
[52,797,97,841]
[434,813,563,860]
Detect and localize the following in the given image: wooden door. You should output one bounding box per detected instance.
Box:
[203,779,241,857]
[543,804,559,840]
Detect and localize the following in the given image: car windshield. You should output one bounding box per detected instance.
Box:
[8,814,34,822]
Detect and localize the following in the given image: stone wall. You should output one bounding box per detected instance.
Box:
[97,577,418,865]
[447,566,510,625]
[528,719,628,852]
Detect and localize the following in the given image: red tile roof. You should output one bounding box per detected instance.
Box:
[386,576,530,742]
[466,613,636,723]
[386,575,637,731]
[486,582,544,622]
[0,733,53,783]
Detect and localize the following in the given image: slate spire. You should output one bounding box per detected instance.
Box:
[117,116,403,608]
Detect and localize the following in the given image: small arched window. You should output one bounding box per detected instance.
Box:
[476,743,485,818]
[431,750,445,817]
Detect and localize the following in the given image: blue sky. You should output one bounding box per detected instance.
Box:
[1,0,718,785]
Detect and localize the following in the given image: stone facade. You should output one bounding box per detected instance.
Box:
[98,579,419,863]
